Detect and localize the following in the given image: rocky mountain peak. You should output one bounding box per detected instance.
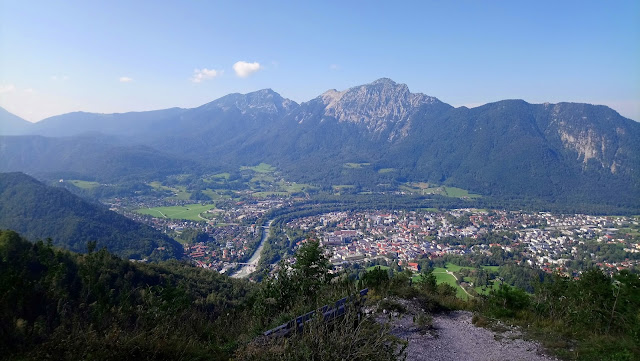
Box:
[200,89,298,115]
[314,78,444,140]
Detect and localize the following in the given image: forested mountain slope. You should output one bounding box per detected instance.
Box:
[0,172,182,259]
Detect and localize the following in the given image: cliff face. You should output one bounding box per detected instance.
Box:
[297,78,451,141]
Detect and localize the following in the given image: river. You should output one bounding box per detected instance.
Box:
[230,219,273,278]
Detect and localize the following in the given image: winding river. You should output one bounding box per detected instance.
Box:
[230,219,273,278]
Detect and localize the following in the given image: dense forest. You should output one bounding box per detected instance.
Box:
[0,172,182,260]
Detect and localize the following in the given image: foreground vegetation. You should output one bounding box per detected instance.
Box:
[2,228,638,360]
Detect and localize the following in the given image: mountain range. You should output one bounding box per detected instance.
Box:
[1,78,639,208]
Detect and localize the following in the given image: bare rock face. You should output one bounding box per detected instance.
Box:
[200,88,299,116]
[550,103,625,174]
[316,78,443,140]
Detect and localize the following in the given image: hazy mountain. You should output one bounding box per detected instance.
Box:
[29,107,187,137]
[0,134,196,181]
[0,107,32,135]
[2,79,639,208]
[0,172,183,259]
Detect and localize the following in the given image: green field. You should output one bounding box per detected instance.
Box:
[149,182,192,200]
[443,187,481,198]
[399,183,481,199]
[135,204,217,221]
[431,268,469,299]
[241,163,276,173]
[344,162,371,169]
[69,180,100,189]
[377,168,397,174]
[201,189,231,201]
[210,172,230,179]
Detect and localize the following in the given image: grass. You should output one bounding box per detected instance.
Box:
[333,185,356,191]
[210,172,230,179]
[399,183,481,198]
[377,168,396,174]
[474,280,501,295]
[443,186,481,198]
[69,180,100,189]
[366,265,390,272]
[135,204,217,221]
[241,163,276,173]
[202,189,231,201]
[343,162,371,169]
[148,182,191,200]
[431,268,468,299]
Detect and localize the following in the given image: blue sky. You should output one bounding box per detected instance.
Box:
[1,0,639,122]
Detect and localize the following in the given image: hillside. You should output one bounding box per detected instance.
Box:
[2,231,637,360]
[1,79,638,208]
[0,172,182,259]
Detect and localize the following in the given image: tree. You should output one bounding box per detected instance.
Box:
[293,239,332,297]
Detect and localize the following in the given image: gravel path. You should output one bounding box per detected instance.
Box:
[386,311,557,361]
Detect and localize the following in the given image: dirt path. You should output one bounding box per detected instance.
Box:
[387,311,557,361]
[446,270,473,298]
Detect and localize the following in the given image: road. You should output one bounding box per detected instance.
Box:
[230,219,273,279]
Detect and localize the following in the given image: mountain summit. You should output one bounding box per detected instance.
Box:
[300,78,450,140]
[198,88,299,116]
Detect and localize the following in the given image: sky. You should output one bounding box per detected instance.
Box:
[1,0,639,122]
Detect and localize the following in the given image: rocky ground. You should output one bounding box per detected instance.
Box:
[375,300,557,361]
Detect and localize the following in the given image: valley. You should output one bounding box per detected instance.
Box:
[2,2,639,359]
[51,161,639,286]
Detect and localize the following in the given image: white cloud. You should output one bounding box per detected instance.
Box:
[0,84,16,93]
[51,75,68,81]
[23,88,35,94]
[119,76,133,83]
[191,68,221,83]
[330,64,341,70]
[233,61,262,78]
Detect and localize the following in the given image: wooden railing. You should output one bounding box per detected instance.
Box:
[262,288,369,338]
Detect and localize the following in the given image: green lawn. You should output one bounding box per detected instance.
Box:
[135,204,217,221]
[431,269,469,299]
[69,180,100,189]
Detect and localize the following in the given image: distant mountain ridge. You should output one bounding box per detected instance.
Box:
[0,107,32,135]
[1,79,638,208]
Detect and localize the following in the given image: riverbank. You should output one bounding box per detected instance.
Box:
[231,219,273,278]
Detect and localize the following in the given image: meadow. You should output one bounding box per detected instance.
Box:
[135,204,217,221]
